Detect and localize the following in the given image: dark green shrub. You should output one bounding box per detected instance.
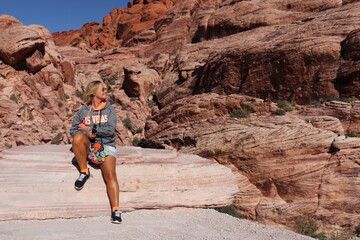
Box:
[275,100,294,112]
[102,73,118,85]
[51,138,62,145]
[213,205,243,219]
[345,132,358,138]
[355,224,360,237]
[293,218,317,237]
[271,109,286,116]
[130,97,138,102]
[132,137,143,146]
[50,126,58,132]
[4,143,12,148]
[230,106,252,118]
[112,101,120,107]
[327,231,354,240]
[148,99,156,108]
[293,217,325,239]
[146,116,152,121]
[343,97,358,103]
[324,96,342,102]
[76,90,84,100]
[136,128,143,134]
[122,105,127,110]
[123,118,132,130]
[10,93,21,103]
[324,96,358,103]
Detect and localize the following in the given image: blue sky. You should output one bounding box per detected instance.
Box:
[1,0,128,33]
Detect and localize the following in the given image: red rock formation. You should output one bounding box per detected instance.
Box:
[335,28,360,98]
[0,15,75,151]
[2,0,360,232]
[53,0,180,50]
[154,2,360,107]
[143,93,360,229]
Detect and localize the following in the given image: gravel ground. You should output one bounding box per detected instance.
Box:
[0,208,314,240]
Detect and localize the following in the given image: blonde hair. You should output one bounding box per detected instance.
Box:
[83,81,102,104]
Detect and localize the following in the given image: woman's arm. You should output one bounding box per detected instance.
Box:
[70,108,90,137]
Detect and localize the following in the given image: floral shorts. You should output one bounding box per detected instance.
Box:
[102,144,117,157]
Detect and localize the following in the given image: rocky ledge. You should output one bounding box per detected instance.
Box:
[0,145,238,220]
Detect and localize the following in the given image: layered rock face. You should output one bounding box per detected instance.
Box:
[0,15,76,151]
[144,94,360,228]
[2,0,360,232]
[0,145,237,220]
[154,1,360,106]
[53,0,180,49]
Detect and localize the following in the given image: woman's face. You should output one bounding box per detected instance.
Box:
[94,84,107,100]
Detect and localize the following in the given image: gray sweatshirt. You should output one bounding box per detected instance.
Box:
[70,100,116,147]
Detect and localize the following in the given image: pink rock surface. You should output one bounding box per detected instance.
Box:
[300,100,360,135]
[0,24,45,66]
[315,148,360,228]
[0,145,238,220]
[144,93,360,229]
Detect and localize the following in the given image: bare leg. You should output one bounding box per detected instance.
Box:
[72,133,90,171]
[100,156,119,209]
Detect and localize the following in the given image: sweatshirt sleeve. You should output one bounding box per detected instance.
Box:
[70,108,88,137]
[96,106,116,137]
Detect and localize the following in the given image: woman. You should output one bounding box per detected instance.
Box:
[70,80,121,224]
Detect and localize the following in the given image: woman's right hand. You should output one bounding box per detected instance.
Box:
[88,132,96,139]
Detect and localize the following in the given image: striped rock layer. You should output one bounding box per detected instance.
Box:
[0,145,238,220]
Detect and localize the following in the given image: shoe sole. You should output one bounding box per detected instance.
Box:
[74,186,84,191]
[111,219,122,224]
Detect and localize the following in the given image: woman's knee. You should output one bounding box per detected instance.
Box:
[72,133,88,146]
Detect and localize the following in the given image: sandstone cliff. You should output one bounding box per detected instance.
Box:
[1,0,360,232]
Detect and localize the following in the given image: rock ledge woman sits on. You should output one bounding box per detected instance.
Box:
[70,80,121,224]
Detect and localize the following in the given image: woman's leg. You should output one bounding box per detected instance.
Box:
[72,133,90,172]
[100,155,120,210]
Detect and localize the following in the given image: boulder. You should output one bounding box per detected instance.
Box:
[25,50,47,73]
[123,65,159,102]
[0,25,45,67]
[0,15,22,29]
[331,135,360,150]
[300,100,360,135]
[341,28,360,61]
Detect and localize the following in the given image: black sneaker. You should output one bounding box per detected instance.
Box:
[74,171,90,191]
[111,210,122,224]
